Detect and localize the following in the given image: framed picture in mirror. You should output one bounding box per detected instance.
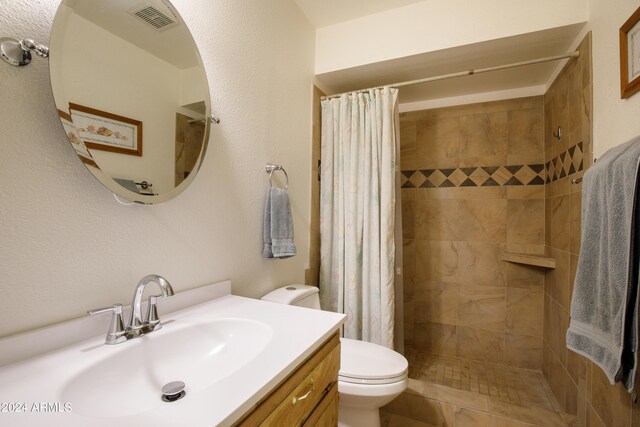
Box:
[620,6,640,98]
[57,109,97,167]
[69,103,143,156]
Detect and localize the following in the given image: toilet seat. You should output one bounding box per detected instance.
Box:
[339,338,408,385]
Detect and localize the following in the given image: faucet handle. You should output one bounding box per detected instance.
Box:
[147,295,163,330]
[88,304,127,345]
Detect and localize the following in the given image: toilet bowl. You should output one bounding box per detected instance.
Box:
[261,285,408,427]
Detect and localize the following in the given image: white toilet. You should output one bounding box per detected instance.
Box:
[261,285,408,427]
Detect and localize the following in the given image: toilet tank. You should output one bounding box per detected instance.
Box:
[261,285,321,310]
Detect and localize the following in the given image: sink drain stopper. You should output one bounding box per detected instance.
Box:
[161,381,186,402]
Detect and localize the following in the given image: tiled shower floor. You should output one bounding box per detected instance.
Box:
[408,351,558,411]
[381,348,575,427]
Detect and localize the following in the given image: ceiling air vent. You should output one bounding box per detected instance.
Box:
[128,3,180,32]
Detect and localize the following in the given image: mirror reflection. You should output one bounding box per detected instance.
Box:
[50,0,211,204]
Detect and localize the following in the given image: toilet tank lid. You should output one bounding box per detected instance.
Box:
[261,285,319,305]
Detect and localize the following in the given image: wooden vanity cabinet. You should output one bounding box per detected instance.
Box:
[234,332,340,427]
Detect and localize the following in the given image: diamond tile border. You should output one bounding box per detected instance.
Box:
[401,164,545,188]
[545,142,584,184]
[400,141,585,189]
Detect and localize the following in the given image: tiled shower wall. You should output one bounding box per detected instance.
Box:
[542,31,592,421]
[400,96,547,370]
[400,31,640,425]
[542,33,640,426]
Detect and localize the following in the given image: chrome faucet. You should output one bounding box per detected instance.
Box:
[88,275,174,345]
[128,274,174,331]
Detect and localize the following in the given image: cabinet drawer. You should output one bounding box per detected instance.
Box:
[302,382,338,427]
[235,333,340,427]
[262,342,339,426]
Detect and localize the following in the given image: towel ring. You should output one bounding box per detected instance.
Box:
[265,163,289,190]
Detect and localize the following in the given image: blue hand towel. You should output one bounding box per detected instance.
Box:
[567,136,640,391]
[263,187,296,259]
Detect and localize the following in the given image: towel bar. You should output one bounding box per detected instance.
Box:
[0,36,49,67]
[571,158,595,184]
[265,163,289,190]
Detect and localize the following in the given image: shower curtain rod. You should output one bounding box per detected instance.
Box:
[321,50,580,101]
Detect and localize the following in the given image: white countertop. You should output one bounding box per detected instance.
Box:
[0,283,345,426]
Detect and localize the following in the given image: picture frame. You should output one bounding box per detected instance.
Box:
[57,109,99,168]
[620,6,640,99]
[68,103,143,156]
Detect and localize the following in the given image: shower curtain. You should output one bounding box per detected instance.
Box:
[319,87,398,349]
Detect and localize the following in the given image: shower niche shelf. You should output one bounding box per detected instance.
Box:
[502,252,556,269]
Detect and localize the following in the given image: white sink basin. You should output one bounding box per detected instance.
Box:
[61,318,272,418]
[0,282,345,427]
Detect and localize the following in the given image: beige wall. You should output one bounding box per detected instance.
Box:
[587,0,640,158]
[179,66,207,107]
[0,0,315,338]
[400,96,546,370]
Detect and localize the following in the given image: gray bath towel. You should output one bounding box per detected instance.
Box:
[567,136,640,391]
[263,187,296,259]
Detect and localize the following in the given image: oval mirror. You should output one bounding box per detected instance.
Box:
[49,0,211,204]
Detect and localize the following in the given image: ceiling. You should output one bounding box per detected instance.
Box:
[74,0,585,104]
[294,0,426,28]
[296,1,585,105]
[71,0,199,69]
[315,24,586,104]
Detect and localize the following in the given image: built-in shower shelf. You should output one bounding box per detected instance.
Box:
[502,252,556,269]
